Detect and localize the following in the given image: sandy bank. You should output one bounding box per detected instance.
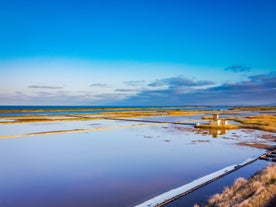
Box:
[0,123,163,139]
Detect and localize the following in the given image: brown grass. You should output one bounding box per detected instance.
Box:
[230,106,276,111]
[195,124,240,130]
[0,110,204,124]
[231,115,276,133]
[1,109,275,135]
[196,164,276,207]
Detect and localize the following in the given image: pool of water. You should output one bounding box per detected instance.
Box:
[0,118,272,207]
[165,160,270,207]
[0,119,145,137]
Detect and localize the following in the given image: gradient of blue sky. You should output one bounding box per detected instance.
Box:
[0,0,275,105]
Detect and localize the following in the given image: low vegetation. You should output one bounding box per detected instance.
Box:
[0,109,204,124]
[195,124,240,130]
[1,108,275,134]
[230,106,276,111]
[230,115,276,133]
[195,164,276,207]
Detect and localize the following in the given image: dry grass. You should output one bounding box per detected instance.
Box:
[195,164,276,207]
[231,115,276,133]
[0,115,102,124]
[201,116,213,120]
[166,110,203,116]
[104,110,203,118]
[1,109,275,135]
[195,124,240,130]
[230,106,276,111]
[0,110,204,124]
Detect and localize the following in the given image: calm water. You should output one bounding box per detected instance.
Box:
[0,116,272,207]
[166,160,270,207]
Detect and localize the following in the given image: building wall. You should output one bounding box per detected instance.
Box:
[209,119,228,126]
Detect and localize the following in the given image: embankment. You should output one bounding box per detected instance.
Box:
[196,163,276,207]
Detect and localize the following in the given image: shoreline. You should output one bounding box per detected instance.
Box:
[198,163,276,207]
[0,122,163,139]
[0,106,275,206]
[0,108,275,127]
[136,157,261,207]
[0,108,275,150]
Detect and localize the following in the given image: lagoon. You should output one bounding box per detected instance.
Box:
[0,115,273,207]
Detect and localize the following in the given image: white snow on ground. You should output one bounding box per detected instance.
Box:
[135,158,255,207]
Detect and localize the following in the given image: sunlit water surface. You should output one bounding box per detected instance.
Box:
[0,118,273,207]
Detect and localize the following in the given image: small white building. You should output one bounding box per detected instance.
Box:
[209,114,228,126]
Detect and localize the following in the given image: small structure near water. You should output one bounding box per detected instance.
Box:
[195,113,236,131]
[209,114,228,127]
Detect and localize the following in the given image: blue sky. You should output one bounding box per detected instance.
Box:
[0,0,275,105]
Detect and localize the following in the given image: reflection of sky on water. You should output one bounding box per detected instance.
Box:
[140,115,205,123]
[166,160,270,207]
[0,120,137,136]
[0,120,272,207]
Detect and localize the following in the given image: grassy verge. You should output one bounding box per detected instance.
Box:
[195,124,240,130]
[230,115,276,133]
[0,110,204,124]
[1,109,275,135]
[230,106,276,111]
[195,164,276,207]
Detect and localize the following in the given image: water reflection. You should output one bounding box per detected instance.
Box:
[0,119,272,207]
[209,129,228,138]
[193,128,228,138]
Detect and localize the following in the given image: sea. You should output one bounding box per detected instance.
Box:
[0,105,230,116]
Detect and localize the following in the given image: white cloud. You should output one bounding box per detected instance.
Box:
[1,58,271,105]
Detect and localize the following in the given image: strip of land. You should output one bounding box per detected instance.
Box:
[136,158,260,207]
[0,107,275,149]
[0,106,275,206]
[0,110,202,124]
[0,123,163,139]
[196,163,276,207]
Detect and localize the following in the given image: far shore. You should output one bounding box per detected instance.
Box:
[0,106,275,150]
[0,106,275,207]
[0,106,275,132]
